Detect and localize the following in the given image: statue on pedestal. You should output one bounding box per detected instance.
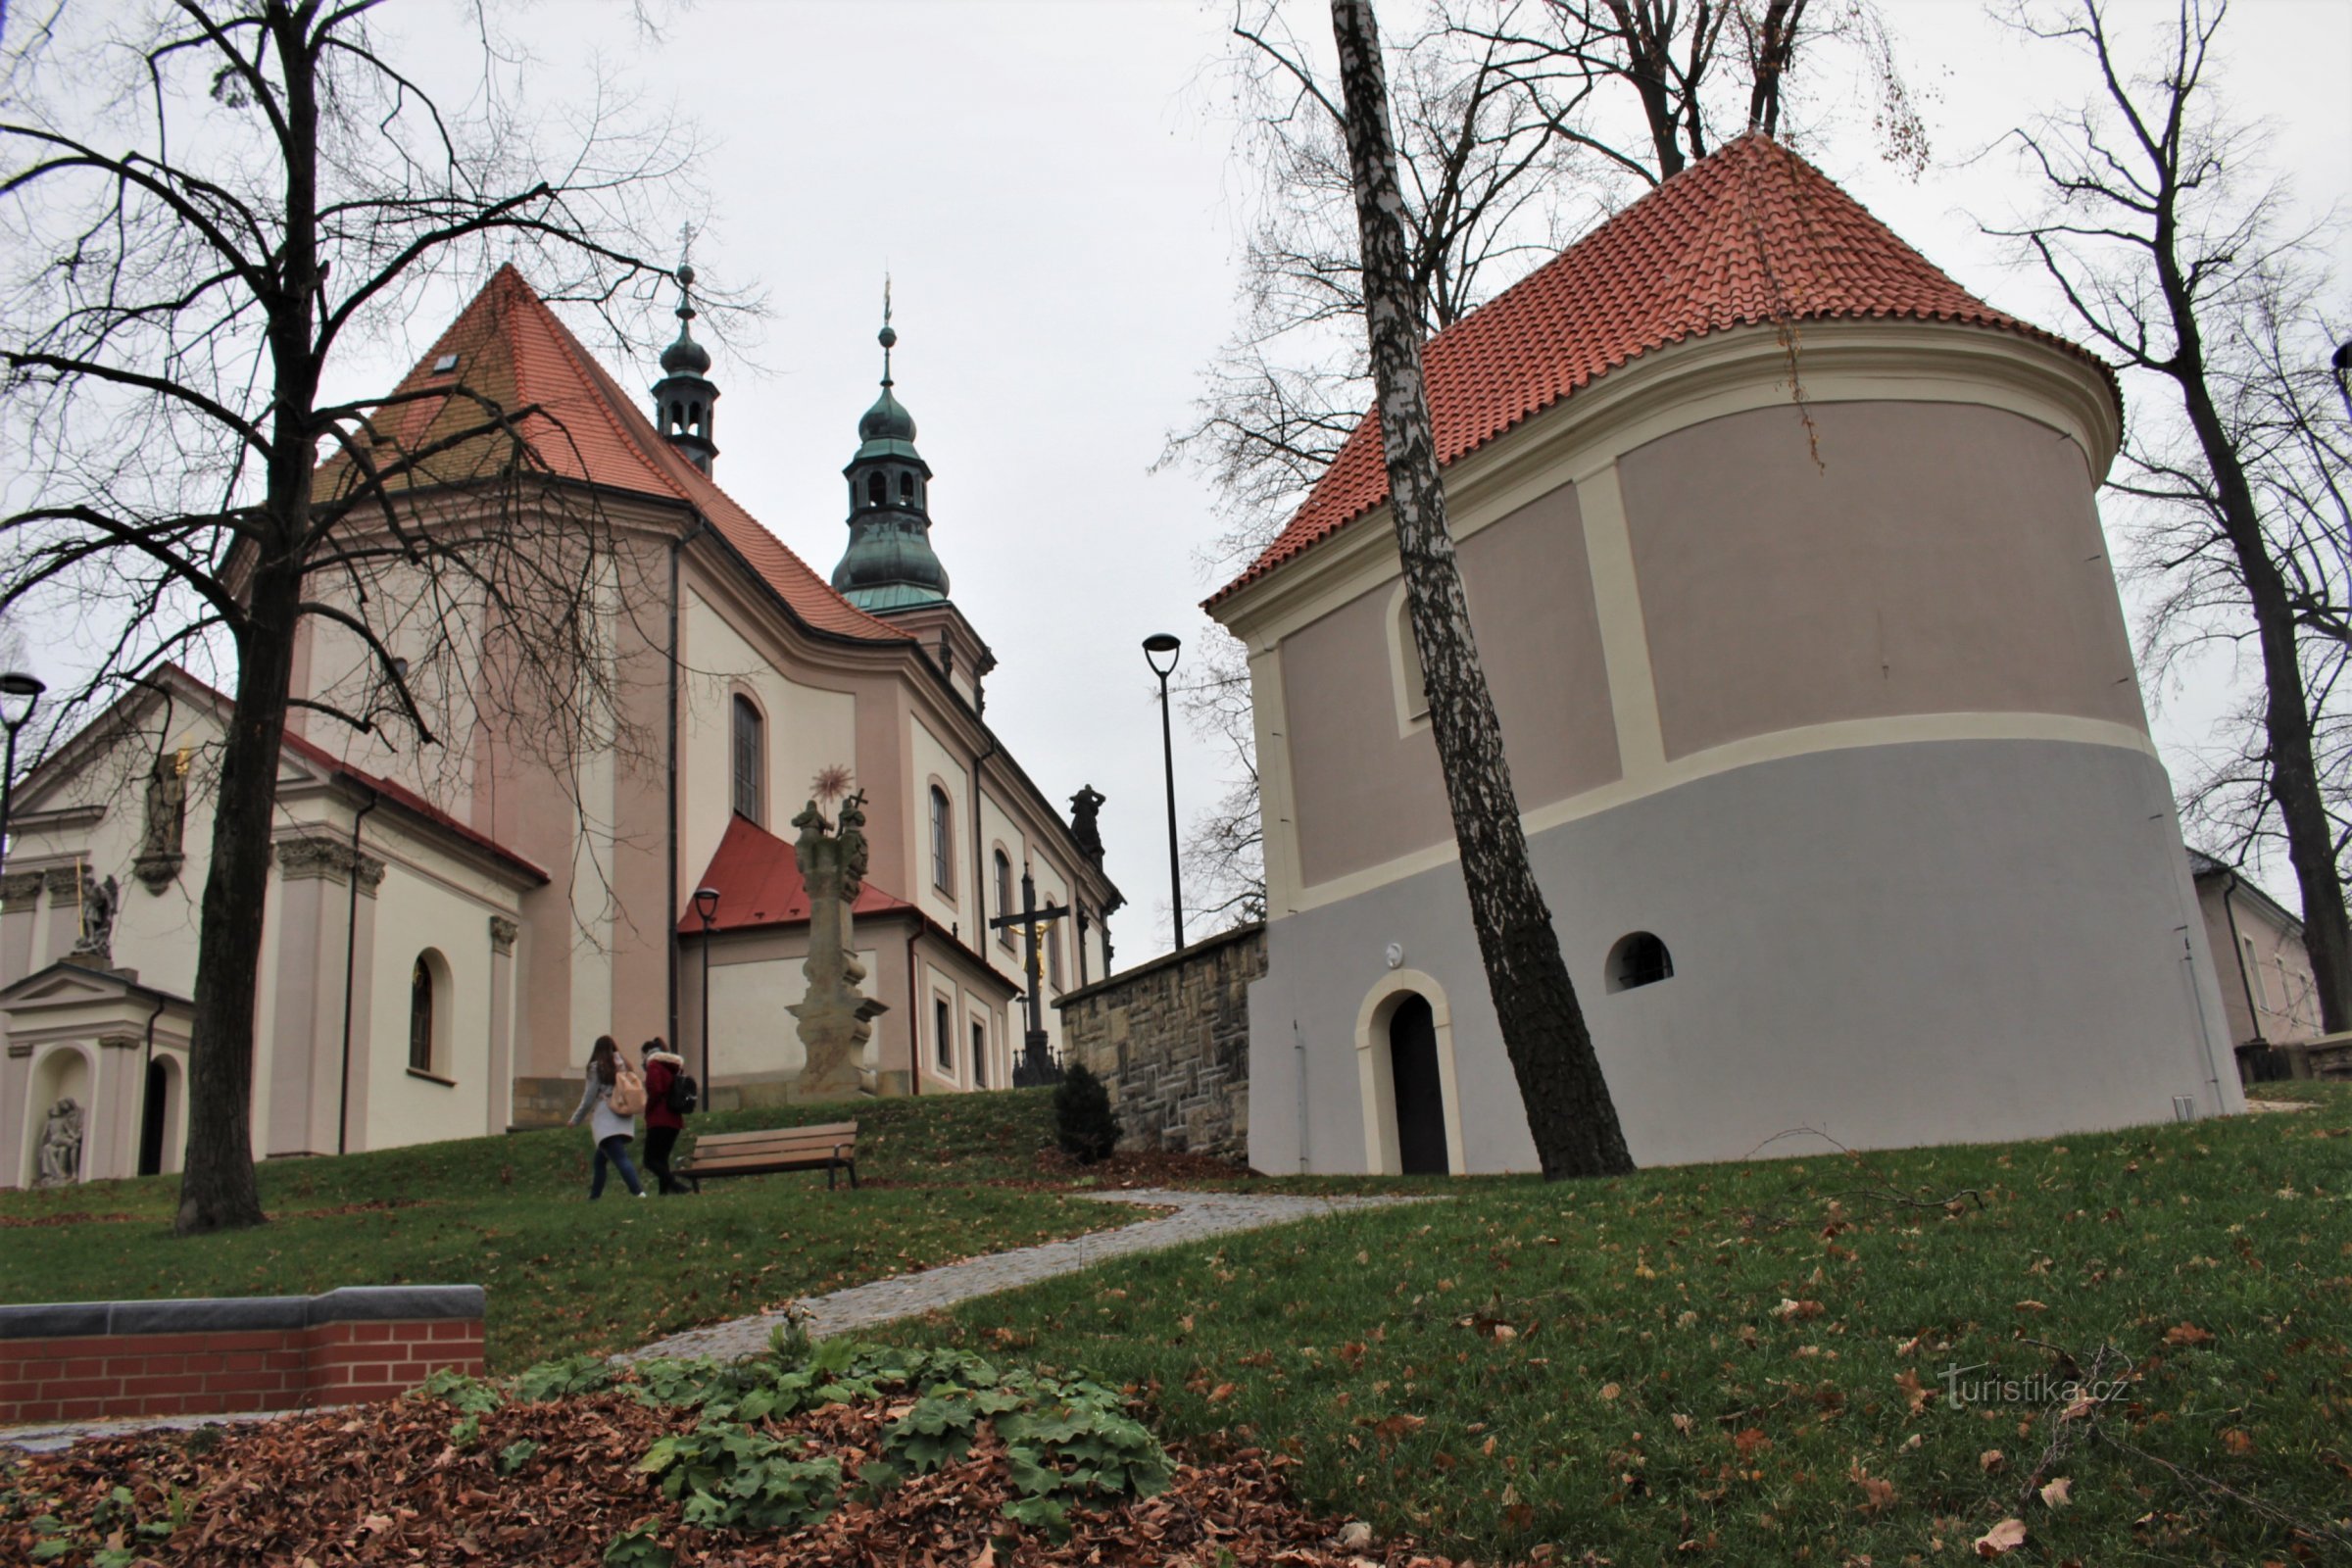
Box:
[787,782,887,1099]
[34,1098,84,1187]
[134,745,190,893]
[69,870,117,963]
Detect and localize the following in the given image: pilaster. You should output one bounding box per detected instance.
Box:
[267,837,383,1158]
[0,871,41,991]
[486,916,516,1136]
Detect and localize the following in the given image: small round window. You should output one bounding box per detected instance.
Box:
[1606,931,1673,993]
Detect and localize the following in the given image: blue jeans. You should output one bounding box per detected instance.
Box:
[590,1134,644,1199]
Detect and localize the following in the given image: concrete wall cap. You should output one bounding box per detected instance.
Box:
[0,1286,485,1339]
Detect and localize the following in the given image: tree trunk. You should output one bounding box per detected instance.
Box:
[2156,227,2352,1033]
[1330,0,1635,1179]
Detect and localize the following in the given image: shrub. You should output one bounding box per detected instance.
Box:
[1053,1065,1120,1163]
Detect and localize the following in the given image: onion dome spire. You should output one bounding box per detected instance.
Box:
[832,283,950,612]
[651,258,718,474]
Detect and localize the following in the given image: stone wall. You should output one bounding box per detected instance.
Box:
[1055,922,1263,1163]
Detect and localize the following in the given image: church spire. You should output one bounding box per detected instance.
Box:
[650,257,719,475]
[830,287,951,612]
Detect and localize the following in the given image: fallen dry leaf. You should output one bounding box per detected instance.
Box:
[1974,1518,2028,1556]
[2163,1323,2215,1348]
[2039,1477,2072,1508]
[1980,1449,2004,1474]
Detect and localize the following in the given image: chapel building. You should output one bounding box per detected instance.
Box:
[1209,135,2244,1175]
[0,267,1120,1187]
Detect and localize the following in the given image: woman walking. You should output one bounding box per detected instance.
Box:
[568,1036,648,1200]
[640,1037,689,1195]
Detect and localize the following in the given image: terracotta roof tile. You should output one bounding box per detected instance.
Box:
[680,811,919,933]
[332,266,907,645]
[1208,134,2119,608]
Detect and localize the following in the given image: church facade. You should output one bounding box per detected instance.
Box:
[1,268,1120,1187]
[1210,136,2244,1176]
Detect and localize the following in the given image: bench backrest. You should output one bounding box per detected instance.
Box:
[688,1121,858,1166]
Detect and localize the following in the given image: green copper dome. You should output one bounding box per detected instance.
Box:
[832,313,949,611]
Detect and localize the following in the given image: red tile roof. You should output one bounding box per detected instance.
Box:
[334,266,908,646]
[1208,133,2120,608]
[679,812,920,934]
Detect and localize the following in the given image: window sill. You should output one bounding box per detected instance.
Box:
[407,1066,458,1088]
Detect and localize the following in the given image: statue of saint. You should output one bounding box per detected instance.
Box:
[34,1098,84,1187]
[70,871,117,962]
[141,747,188,860]
[1068,784,1107,866]
[836,789,869,900]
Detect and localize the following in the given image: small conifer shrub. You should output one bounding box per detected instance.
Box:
[1054,1064,1120,1163]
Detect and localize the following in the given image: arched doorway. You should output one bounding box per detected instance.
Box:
[1388,995,1449,1175]
[137,1057,172,1177]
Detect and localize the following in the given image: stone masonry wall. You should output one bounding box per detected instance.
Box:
[1055,923,1264,1163]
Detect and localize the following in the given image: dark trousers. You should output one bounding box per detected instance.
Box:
[590,1134,644,1199]
[643,1125,684,1193]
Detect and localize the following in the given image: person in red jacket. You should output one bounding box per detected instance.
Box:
[639,1037,689,1195]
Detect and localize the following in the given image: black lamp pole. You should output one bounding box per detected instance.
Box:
[1143,634,1184,952]
[0,673,46,880]
[693,886,719,1098]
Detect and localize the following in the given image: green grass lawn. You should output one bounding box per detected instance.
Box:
[882,1085,2352,1563]
[0,1089,1129,1371]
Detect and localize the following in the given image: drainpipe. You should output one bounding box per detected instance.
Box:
[904,924,923,1097]
[336,788,382,1156]
[2218,870,2264,1046]
[666,520,707,1053]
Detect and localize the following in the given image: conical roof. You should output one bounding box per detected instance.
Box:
[1209,133,2120,607]
[324,266,906,645]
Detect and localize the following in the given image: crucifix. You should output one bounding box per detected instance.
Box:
[987,858,1070,1085]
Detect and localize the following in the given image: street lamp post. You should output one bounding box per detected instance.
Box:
[1142,633,1184,952]
[692,886,719,1102]
[0,673,47,880]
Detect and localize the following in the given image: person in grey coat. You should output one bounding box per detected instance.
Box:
[569,1035,647,1200]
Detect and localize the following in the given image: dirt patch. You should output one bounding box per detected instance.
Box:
[3,1387,1444,1567]
[1031,1148,1253,1188]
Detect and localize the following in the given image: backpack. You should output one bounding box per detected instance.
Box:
[666,1069,700,1117]
[608,1063,647,1117]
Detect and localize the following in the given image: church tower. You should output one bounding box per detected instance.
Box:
[650,263,719,474]
[828,297,995,701]
[831,307,952,612]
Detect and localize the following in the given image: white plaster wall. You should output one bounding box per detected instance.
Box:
[909,718,969,938]
[296,576,485,814]
[680,588,858,897]
[709,947,882,1081]
[362,842,506,1151]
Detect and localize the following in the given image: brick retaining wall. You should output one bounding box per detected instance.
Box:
[0,1286,485,1426]
[1055,922,1264,1162]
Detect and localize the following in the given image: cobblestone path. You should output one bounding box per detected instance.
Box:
[628,1189,1424,1362]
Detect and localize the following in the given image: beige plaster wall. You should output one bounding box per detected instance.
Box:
[909,717,971,939]
[1282,484,1620,885]
[360,837,517,1151]
[2196,880,2323,1045]
[1618,401,2146,760]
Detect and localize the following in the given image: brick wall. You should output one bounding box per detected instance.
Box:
[0,1286,485,1427]
[1055,922,1264,1162]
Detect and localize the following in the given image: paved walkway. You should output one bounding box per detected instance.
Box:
[628,1188,1424,1362]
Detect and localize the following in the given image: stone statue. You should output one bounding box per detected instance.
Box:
[1069,784,1107,866]
[34,1098,84,1187]
[70,871,117,963]
[134,746,190,892]
[787,792,886,1099]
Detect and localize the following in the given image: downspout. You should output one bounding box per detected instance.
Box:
[336,787,382,1156]
[905,924,923,1097]
[666,522,705,1051]
[2219,870,2264,1045]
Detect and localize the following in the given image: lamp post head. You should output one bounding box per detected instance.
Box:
[693,886,720,925]
[1142,633,1181,680]
[0,671,43,731]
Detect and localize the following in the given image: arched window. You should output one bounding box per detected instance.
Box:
[409,953,438,1073]
[1606,932,1674,992]
[730,695,762,823]
[995,850,1014,945]
[930,785,954,894]
[899,471,914,501]
[867,471,886,506]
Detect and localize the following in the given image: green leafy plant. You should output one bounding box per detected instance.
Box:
[497,1440,540,1476]
[423,1367,503,1415]
[601,1517,672,1568]
[1052,1064,1120,1163]
[514,1354,612,1402]
[636,1421,842,1532]
[449,1412,482,1450]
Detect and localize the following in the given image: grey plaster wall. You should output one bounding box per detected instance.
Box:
[1249,738,2241,1175]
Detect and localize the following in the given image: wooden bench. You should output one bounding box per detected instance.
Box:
[678,1121,859,1192]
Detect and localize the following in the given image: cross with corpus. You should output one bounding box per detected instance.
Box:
[986,858,1069,1084]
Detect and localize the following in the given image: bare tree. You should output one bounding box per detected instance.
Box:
[0,0,700,1232]
[1330,0,1632,1179]
[1991,0,2352,1032]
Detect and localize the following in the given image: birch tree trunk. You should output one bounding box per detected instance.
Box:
[1329,0,1635,1179]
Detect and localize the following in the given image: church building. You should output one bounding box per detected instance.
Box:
[1210,135,2244,1176]
[0,266,1120,1187]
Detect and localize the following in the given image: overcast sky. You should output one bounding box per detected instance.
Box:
[15,0,2351,955]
